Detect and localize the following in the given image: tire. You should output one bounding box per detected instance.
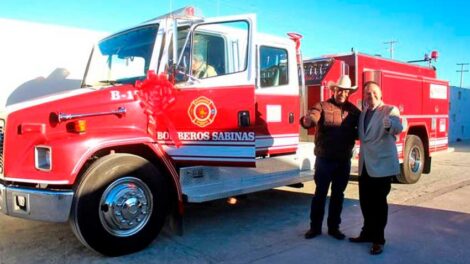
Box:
[397,135,425,184]
[70,154,168,256]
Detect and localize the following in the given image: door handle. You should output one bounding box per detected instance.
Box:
[289,112,295,124]
[238,111,250,127]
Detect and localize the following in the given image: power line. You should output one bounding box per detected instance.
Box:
[384,40,398,59]
[456,63,469,89]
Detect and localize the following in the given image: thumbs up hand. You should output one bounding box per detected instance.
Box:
[383,116,391,129]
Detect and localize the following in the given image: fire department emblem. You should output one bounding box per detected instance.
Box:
[188,96,217,127]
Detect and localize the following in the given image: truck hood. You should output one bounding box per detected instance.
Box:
[6,88,95,114]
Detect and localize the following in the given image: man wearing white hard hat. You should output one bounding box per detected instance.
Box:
[301,75,360,240]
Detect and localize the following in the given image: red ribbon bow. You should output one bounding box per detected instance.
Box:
[135,70,182,148]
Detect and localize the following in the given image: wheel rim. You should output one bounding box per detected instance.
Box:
[99,177,153,237]
[408,146,422,173]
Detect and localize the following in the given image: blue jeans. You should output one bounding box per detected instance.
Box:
[309,157,351,232]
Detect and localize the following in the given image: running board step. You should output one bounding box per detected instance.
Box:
[183,169,313,203]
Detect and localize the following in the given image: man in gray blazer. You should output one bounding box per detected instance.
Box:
[349,81,403,255]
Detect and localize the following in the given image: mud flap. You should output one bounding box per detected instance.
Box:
[423,156,432,174]
[168,211,184,236]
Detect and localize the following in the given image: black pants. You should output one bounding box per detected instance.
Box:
[358,165,392,245]
[309,157,350,232]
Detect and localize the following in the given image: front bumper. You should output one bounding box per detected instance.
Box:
[0,182,74,222]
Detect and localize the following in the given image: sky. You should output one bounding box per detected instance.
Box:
[1,0,469,88]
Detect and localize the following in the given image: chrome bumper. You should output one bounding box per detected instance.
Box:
[0,183,74,222]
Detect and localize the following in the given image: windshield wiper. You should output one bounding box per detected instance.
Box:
[98,80,118,85]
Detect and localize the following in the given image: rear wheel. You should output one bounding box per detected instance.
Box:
[397,135,425,184]
[70,154,168,256]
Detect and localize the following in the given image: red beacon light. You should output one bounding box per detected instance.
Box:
[425,50,438,62]
[407,50,439,67]
[148,6,201,22]
[430,50,439,61]
[184,6,195,16]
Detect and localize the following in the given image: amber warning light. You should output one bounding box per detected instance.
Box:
[67,120,87,133]
[74,120,87,133]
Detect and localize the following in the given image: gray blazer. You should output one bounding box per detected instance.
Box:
[358,102,403,177]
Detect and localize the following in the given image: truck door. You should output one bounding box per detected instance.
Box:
[255,45,300,156]
[158,16,257,166]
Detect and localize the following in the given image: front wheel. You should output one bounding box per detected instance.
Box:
[70,154,168,256]
[397,135,425,184]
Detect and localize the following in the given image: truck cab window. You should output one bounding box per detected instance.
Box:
[192,33,223,78]
[190,21,249,80]
[259,46,288,88]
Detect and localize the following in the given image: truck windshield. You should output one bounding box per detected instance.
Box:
[82,24,159,87]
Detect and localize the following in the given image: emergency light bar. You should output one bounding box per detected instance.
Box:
[143,6,202,23]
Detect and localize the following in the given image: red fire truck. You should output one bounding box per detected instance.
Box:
[0,7,448,255]
[303,52,449,183]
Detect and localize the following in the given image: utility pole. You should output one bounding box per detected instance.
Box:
[384,40,398,59]
[457,63,469,88]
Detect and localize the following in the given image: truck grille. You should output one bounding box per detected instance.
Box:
[0,119,3,176]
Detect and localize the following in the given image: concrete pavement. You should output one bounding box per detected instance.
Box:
[249,185,470,264]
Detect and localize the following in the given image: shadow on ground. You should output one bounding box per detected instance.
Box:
[1,188,469,264]
[450,140,470,153]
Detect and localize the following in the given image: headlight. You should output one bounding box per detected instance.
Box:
[35,146,52,171]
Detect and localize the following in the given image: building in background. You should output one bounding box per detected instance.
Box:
[449,86,470,142]
[0,18,106,108]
